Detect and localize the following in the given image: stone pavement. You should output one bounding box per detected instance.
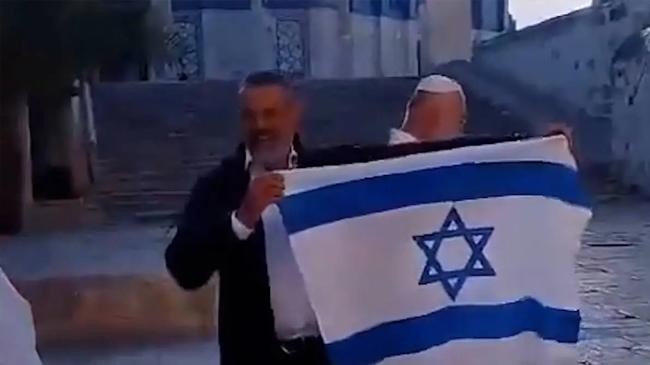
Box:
[0,224,215,348]
[1,198,648,364]
[578,197,650,365]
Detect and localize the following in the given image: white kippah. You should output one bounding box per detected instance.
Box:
[415,75,466,105]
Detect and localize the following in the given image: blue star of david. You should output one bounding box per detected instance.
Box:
[413,207,496,301]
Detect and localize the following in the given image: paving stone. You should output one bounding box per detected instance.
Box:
[578,199,650,364]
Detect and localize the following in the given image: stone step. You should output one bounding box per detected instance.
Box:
[102,195,189,208]
[96,169,208,182]
[106,191,190,199]
[100,192,191,211]
[0,225,216,349]
[101,203,184,221]
[95,161,217,179]
[94,179,197,196]
[95,172,197,185]
[24,199,107,233]
[133,210,182,222]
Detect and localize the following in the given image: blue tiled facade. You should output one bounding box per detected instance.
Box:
[172,0,417,19]
[350,0,415,19]
[171,0,252,11]
[385,0,412,19]
[263,0,339,10]
[349,0,382,17]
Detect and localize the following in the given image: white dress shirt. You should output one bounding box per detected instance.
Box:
[389,128,418,145]
[0,267,43,365]
[230,148,319,340]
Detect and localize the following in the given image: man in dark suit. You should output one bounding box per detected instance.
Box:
[165,71,330,364]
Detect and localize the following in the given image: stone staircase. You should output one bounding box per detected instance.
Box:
[88,78,421,223]
[24,199,106,233]
[91,156,219,223]
[88,70,537,223]
[86,66,623,225]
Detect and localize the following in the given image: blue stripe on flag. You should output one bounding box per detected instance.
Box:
[279,161,590,235]
[326,297,580,365]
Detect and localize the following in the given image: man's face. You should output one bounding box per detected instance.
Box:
[240,84,301,168]
[407,91,466,141]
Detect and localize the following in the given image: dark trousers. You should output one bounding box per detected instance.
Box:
[277,337,330,365]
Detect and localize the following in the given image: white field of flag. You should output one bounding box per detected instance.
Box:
[276,136,592,365]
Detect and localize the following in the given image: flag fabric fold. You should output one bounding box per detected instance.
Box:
[276,136,591,365]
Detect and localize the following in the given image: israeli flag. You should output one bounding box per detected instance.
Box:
[278,136,591,365]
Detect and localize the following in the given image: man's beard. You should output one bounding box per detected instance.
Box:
[251,139,291,171]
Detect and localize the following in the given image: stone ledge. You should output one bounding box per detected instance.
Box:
[13,274,215,348]
[24,199,107,233]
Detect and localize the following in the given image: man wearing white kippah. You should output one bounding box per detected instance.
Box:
[390,75,575,148]
[390,75,467,145]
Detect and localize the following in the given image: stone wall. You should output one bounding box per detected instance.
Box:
[420,0,473,69]
[473,0,650,192]
[201,8,275,80]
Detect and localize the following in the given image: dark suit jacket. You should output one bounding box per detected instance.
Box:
[165,135,523,364]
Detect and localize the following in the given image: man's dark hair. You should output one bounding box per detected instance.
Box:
[239,70,295,92]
